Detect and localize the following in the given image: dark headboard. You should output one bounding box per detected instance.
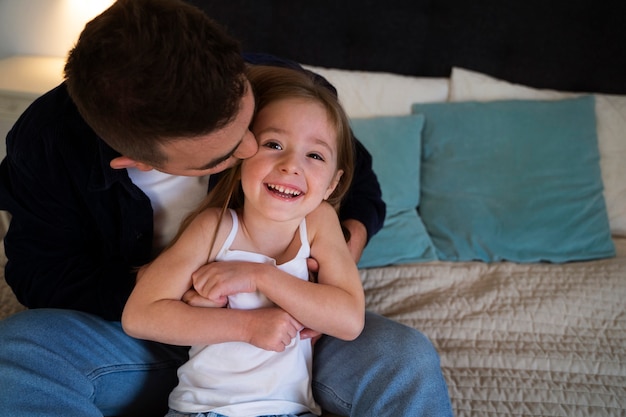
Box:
[186,0,626,95]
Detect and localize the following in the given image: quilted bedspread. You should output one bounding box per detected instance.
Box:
[360,237,626,416]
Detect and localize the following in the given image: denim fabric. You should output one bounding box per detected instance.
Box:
[166,411,316,417]
[312,312,453,417]
[0,309,452,416]
[0,309,187,416]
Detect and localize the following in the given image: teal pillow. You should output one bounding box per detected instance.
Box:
[412,96,615,262]
[351,114,437,268]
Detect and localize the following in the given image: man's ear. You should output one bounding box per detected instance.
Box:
[110,156,154,171]
[324,169,344,200]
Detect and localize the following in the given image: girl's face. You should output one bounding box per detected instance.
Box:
[241,97,343,222]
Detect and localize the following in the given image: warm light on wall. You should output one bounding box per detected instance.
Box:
[65,0,115,28]
[60,0,115,53]
[0,0,114,58]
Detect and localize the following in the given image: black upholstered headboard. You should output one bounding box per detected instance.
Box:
[186,0,626,95]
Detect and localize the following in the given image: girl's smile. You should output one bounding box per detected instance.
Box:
[265,183,304,199]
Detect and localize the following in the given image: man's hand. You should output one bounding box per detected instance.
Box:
[136,262,228,308]
[300,328,323,345]
[181,288,228,308]
[341,219,368,263]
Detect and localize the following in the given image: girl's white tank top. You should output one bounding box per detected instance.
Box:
[168,209,321,417]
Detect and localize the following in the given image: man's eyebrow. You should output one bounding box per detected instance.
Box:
[192,138,242,171]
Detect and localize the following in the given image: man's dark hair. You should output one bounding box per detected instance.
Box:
[65,0,246,164]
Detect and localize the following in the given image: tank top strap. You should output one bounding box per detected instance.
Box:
[295,218,311,259]
[217,209,239,255]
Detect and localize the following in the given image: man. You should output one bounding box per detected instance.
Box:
[0,0,453,415]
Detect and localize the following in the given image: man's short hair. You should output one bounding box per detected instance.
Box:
[65,0,246,164]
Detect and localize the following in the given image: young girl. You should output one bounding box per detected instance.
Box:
[122,65,365,417]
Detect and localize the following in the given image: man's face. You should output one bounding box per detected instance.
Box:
[152,82,258,177]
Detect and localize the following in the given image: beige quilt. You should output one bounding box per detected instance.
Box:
[361,237,626,416]
[2,239,625,416]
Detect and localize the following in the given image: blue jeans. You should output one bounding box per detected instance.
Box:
[165,412,316,417]
[0,309,452,417]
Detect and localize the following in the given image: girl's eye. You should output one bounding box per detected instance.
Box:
[263,141,282,150]
[308,152,325,162]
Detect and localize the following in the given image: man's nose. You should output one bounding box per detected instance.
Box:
[234,130,258,160]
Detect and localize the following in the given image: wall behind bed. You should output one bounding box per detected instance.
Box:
[187,0,626,95]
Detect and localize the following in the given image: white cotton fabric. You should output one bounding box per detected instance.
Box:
[126,168,209,251]
[303,64,449,118]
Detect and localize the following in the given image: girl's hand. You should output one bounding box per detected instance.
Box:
[247,307,304,352]
[191,261,264,304]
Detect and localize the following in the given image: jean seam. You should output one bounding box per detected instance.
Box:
[311,380,352,413]
[86,359,181,380]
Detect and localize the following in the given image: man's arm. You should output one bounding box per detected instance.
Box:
[0,88,151,320]
[339,138,386,252]
[0,155,139,320]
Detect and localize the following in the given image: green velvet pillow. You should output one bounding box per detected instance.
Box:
[412,96,615,262]
[351,114,437,268]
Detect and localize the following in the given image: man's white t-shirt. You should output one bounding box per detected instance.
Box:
[127,168,209,252]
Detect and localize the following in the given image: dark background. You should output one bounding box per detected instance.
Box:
[186,0,626,94]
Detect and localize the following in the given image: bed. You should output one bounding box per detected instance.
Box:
[2,1,626,416]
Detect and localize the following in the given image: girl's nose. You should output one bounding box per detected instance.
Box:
[279,153,301,175]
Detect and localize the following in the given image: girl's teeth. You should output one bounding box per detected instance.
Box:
[268,184,301,196]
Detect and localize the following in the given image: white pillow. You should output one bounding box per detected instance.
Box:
[450,67,626,237]
[303,65,449,118]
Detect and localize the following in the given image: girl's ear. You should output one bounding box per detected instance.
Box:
[324,169,344,200]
